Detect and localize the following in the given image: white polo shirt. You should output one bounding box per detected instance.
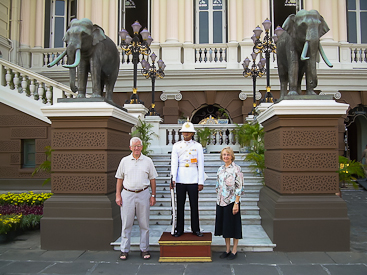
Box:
[171,139,205,185]
[115,153,158,190]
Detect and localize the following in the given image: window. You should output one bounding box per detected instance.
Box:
[22,139,35,168]
[195,0,227,44]
[44,0,77,48]
[118,0,149,44]
[272,0,304,34]
[347,0,367,44]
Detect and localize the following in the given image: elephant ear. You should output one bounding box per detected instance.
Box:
[282,14,296,36]
[92,25,106,45]
[318,15,330,38]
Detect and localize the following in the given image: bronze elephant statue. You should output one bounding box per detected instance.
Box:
[276,10,333,99]
[48,18,120,102]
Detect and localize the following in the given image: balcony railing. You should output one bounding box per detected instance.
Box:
[17,42,367,71]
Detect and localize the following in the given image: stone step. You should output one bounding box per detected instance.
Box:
[134,214,261,225]
[110,224,276,252]
[153,189,260,198]
[154,197,259,207]
[149,205,259,216]
[156,181,263,192]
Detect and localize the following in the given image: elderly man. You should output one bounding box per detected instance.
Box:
[115,137,158,260]
[171,122,205,237]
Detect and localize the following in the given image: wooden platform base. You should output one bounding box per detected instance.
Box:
[158,232,212,262]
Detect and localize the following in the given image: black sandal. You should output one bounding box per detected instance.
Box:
[119,252,128,260]
[141,251,151,260]
[219,251,231,259]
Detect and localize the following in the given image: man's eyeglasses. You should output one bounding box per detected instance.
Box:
[131,145,142,148]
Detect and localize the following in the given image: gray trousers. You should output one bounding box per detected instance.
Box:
[120,188,150,252]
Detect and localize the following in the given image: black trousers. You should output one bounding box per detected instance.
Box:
[176,183,200,233]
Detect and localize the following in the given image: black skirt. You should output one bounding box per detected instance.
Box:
[214,202,242,239]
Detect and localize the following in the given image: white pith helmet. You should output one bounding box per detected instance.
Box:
[180,122,196,133]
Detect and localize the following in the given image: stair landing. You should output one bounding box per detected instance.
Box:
[111,224,275,252]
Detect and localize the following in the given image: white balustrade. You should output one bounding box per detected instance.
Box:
[0,58,76,105]
[156,124,240,154]
[16,42,367,70]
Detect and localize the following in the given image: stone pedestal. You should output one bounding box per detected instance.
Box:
[257,99,350,251]
[158,232,212,262]
[40,102,138,250]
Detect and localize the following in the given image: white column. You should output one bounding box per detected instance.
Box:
[152,0,160,43]
[242,0,255,41]
[319,0,333,41]
[227,0,239,69]
[161,0,182,69]
[184,0,193,43]
[10,0,21,63]
[228,0,237,42]
[338,0,351,69]
[338,0,348,42]
[35,0,43,47]
[108,0,118,44]
[91,0,103,27]
[240,0,256,63]
[261,0,270,23]
[182,0,194,69]
[166,0,179,42]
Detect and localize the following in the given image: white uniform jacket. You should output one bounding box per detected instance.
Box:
[171,140,205,185]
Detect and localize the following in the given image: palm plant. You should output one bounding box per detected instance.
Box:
[236,123,265,180]
[32,146,53,185]
[235,123,263,149]
[338,156,365,189]
[196,127,213,148]
[131,118,157,156]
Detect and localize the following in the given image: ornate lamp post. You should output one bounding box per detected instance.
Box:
[119,21,153,104]
[242,52,266,115]
[141,53,166,116]
[252,19,277,103]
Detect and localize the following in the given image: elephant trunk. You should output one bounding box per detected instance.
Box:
[47,50,67,67]
[301,41,309,61]
[319,42,333,68]
[63,48,81,68]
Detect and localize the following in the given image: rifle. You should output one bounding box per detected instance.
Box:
[170,175,176,235]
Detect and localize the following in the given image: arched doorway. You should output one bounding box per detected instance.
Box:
[191,104,231,124]
[345,104,367,161]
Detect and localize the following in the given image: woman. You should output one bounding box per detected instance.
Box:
[215,147,244,260]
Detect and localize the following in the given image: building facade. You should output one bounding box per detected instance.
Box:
[0,0,366,186]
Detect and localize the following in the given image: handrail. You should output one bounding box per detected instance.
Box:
[0,58,75,95]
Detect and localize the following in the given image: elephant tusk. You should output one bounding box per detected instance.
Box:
[63,49,81,68]
[301,41,310,61]
[47,50,67,67]
[319,42,333,68]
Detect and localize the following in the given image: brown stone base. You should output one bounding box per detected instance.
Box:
[41,193,120,250]
[259,186,350,252]
[158,232,212,262]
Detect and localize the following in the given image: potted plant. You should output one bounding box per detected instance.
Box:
[196,127,212,153]
[131,118,157,156]
[338,155,365,189]
[241,123,265,179]
[235,123,263,153]
[217,108,229,124]
[178,112,187,124]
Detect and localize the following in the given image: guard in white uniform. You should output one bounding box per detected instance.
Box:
[171,122,205,237]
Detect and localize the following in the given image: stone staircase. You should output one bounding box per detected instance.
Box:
[111,153,276,252]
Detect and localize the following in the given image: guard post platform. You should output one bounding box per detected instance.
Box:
[158,232,212,262]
